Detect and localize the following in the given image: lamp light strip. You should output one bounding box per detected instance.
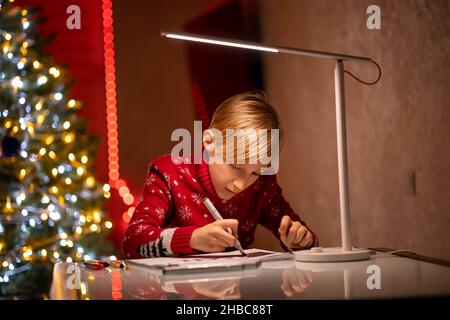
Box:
[165,33,279,53]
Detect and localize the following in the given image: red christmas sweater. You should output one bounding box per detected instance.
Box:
[122,154,318,258]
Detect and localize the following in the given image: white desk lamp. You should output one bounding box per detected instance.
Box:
[161,30,378,262]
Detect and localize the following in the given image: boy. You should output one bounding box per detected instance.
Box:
[123,91,318,258]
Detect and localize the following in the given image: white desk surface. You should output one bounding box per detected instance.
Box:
[49,250,450,300]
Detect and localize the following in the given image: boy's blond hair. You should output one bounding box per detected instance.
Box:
[208,91,283,164]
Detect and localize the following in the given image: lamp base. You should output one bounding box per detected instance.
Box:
[294,247,371,262]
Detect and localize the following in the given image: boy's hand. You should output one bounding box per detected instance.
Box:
[190,219,238,253]
[278,215,314,250]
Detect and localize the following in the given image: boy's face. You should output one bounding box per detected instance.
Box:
[208,163,263,200]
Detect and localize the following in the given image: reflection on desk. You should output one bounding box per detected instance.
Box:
[49,251,450,300]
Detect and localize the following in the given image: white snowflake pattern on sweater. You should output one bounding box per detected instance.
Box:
[163,172,171,184]
[241,220,254,233]
[268,206,281,217]
[154,207,166,220]
[146,173,157,186]
[129,218,144,227]
[177,206,192,220]
[223,203,238,217]
[254,179,264,192]
[179,167,191,178]
[191,192,203,205]
[134,224,146,235]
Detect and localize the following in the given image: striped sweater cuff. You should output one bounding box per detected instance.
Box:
[171,226,198,255]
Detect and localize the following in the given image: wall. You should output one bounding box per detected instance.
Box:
[113,0,205,191]
[255,0,450,259]
[113,0,450,259]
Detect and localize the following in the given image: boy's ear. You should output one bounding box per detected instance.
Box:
[202,129,216,152]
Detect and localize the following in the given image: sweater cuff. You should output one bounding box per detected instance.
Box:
[171,226,198,255]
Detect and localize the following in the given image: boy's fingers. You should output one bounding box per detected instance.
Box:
[294,226,308,244]
[287,222,301,244]
[299,231,313,247]
[216,219,239,237]
[209,237,226,248]
[211,245,226,252]
[211,236,231,249]
[278,215,292,242]
[214,228,236,247]
[222,232,237,247]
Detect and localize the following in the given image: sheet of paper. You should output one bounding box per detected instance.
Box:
[127,248,293,268]
[131,258,262,285]
[126,249,293,283]
[181,248,293,261]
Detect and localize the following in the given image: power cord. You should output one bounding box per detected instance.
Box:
[344,59,382,85]
[374,249,419,257]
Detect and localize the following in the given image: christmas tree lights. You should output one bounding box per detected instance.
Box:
[0,0,113,297]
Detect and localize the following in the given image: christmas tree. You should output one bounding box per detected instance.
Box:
[0,0,113,297]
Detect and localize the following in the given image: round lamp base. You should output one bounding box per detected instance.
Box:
[294,247,371,262]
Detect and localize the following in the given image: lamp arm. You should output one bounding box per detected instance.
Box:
[161,30,373,63]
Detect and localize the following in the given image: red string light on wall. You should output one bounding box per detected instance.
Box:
[102,0,135,223]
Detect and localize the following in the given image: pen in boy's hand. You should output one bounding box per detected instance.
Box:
[202,198,247,256]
